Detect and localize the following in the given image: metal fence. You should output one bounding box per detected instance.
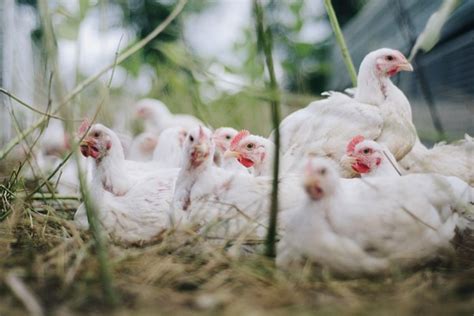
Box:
[329,0,474,140]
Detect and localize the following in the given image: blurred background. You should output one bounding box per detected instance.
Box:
[0,0,473,151]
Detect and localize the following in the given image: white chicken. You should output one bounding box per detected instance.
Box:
[213,127,238,158]
[152,126,187,168]
[134,98,203,134]
[74,124,181,244]
[277,157,474,275]
[172,126,304,239]
[74,170,180,244]
[212,127,248,173]
[78,123,167,196]
[224,130,275,176]
[341,135,401,177]
[400,135,474,185]
[276,48,416,176]
[128,132,158,162]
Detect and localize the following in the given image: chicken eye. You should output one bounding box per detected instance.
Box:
[225,135,232,140]
[246,143,254,149]
[320,168,327,175]
[363,148,371,154]
[93,132,100,138]
[386,55,394,61]
[189,135,194,142]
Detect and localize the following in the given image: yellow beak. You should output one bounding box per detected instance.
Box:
[196,144,208,154]
[80,138,92,147]
[398,62,413,72]
[340,154,357,170]
[224,150,240,158]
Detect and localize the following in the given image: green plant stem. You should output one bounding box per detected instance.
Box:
[0,88,71,121]
[36,1,123,305]
[28,194,80,201]
[0,0,187,161]
[324,0,357,86]
[78,170,118,305]
[254,0,281,258]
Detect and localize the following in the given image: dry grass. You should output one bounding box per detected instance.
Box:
[3,1,473,314]
[1,183,474,316]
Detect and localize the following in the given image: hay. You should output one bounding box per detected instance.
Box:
[1,190,474,315]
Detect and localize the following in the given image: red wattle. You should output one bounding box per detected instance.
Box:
[238,157,254,168]
[387,67,398,77]
[89,148,100,159]
[352,162,370,174]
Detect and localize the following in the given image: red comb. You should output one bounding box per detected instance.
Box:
[346,135,365,154]
[77,118,91,137]
[230,130,250,150]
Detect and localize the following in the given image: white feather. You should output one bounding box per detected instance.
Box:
[278,158,474,275]
[274,48,417,177]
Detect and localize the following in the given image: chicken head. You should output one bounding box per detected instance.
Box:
[224,130,273,174]
[183,126,215,169]
[303,158,339,201]
[138,133,158,153]
[134,98,172,123]
[370,48,413,77]
[213,127,239,155]
[343,136,384,174]
[80,124,117,160]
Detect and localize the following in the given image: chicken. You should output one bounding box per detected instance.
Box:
[275,48,416,176]
[224,130,275,176]
[212,127,248,173]
[341,135,401,177]
[74,169,180,244]
[277,157,474,275]
[128,132,158,162]
[212,127,236,162]
[134,98,203,134]
[152,127,187,168]
[213,127,238,159]
[78,123,166,196]
[75,124,181,244]
[173,126,304,239]
[400,135,474,185]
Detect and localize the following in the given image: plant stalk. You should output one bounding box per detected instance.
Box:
[254,0,281,258]
[78,169,119,305]
[29,194,80,201]
[323,0,357,86]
